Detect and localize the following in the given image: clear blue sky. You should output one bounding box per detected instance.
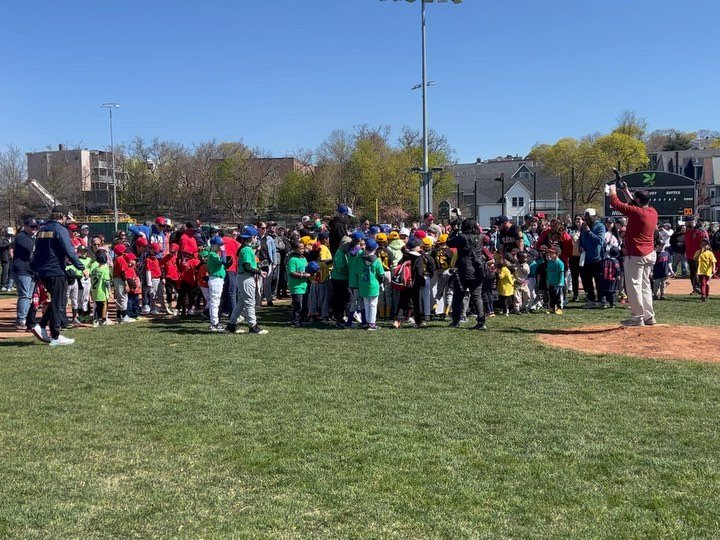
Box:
[1,0,718,164]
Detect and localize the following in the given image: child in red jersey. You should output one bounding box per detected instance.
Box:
[143,242,164,315]
[161,242,181,315]
[178,255,200,316]
[124,253,142,319]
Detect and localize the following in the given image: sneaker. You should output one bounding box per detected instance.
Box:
[392,320,402,329]
[367,324,379,331]
[644,318,657,326]
[166,308,177,316]
[71,317,82,325]
[209,324,225,332]
[555,308,563,315]
[121,315,137,323]
[487,313,496,318]
[249,325,268,335]
[149,309,159,316]
[407,317,416,325]
[334,323,346,330]
[620,318,644,327]
[470,323,488,330]
[583,301,597,309]
[141,305,151,315]
[416,321,427,328]
[49,335,75,346]
[448,321,461,328]
[31,324,51,344]
[188,308,196,316]
[15,322,26,331]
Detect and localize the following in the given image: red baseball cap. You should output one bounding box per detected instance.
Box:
[150,242,161,252]
[414,229,427,239]
[136,237,148,247]
[125,253,137,261]
[113,244,126,255]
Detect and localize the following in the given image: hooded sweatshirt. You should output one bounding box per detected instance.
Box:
[359,251,386,298]
[387,239,405,269]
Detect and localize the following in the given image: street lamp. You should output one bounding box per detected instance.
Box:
[381,0,463,216]
[101,102,120,231]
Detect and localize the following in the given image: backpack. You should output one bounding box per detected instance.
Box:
[391,260,414,291]
[378,248,391,271]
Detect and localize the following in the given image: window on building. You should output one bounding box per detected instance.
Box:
[518,197,524,207]
[512,197,518,207]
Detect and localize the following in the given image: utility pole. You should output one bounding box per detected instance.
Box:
[532,172,537,213]
[474,178,478,220]
[571,166,576,218]
[101,102,120,231]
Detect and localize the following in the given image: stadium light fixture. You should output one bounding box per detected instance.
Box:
[380,0,463,215]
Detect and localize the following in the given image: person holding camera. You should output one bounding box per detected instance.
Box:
[608,184,658,326]
[578,208,606,308]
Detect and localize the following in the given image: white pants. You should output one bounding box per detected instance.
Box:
[625,253,656,323]
[66,281,79,310]
[363,296,378,325]
[80,277,91,312]
[208,276,224,326]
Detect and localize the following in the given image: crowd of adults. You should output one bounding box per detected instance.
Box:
[3,187,719,345]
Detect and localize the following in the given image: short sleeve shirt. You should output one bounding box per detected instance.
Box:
[239,246,257,273]
[498,225,522,254]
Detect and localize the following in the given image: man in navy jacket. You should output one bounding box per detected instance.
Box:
[579,208,606,308]
[31,206,85,346]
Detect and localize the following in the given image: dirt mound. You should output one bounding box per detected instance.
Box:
[537,324,719,363]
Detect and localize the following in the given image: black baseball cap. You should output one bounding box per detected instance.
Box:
[24,217,38,228]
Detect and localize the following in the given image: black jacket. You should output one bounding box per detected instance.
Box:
[448,233,485,281]
[329,215,349,254]
[31,220,84,278]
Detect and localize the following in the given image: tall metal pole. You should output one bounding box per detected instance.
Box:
[500,173,505,216]
[571,166,576,218]
[532,172,537,213]
[474,179,478,220]
[109,107,118,232]
[420,0,430,216]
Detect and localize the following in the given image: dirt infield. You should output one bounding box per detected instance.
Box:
[537,324,720,363]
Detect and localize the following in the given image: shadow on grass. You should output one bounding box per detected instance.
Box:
[0,340,36,347]
[497,326,619,336]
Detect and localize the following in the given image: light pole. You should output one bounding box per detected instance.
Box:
[101,102,120,231]
[381,0,463,216]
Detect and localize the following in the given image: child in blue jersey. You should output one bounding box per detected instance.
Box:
[652,241,673,300]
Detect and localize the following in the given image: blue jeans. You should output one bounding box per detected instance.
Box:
[13,273,34,324]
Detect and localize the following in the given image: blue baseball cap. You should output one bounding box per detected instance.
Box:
[240,225,259,238]
[365,238,378,251]
[369,226,380,235]
[307,261,320,274]
[210,236,224,246]
[338,204,355,218]
[351,231,364,241]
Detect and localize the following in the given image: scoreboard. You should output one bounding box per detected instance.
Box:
[604,171,696,221]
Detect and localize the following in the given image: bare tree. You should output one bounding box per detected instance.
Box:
[0,146,28,226]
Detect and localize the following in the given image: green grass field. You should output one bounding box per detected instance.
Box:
[2,299,720,538]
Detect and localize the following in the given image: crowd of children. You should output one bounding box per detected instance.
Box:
[13,207,720,342]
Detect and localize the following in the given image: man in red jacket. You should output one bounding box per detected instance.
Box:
[683,215,708,294]
[608,184,658,327]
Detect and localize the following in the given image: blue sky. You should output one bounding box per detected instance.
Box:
[1,0,718,164]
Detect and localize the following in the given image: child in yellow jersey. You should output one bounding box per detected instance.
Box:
[308,232,333,320]
[496,257,516,316]
[695,239,717,301]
